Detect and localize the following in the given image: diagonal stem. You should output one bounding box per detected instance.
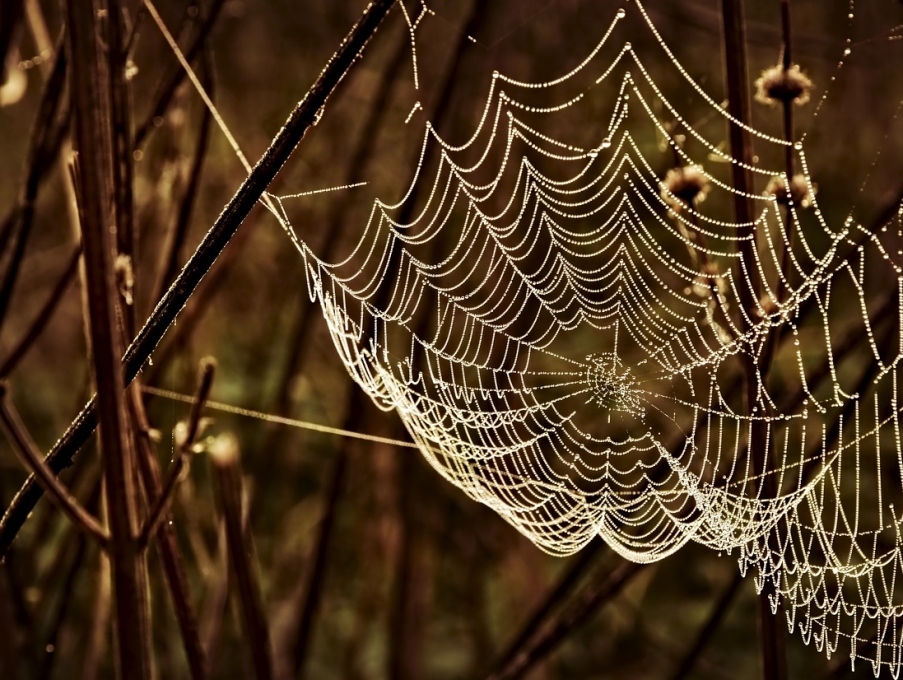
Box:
[137,358,215,548]
[0,384,108,547]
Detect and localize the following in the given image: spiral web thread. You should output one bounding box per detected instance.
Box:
[151,0,903,673]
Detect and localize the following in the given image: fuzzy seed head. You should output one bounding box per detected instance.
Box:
[766,174,815,208]
[755,64,813,106]
[661,165,710,211]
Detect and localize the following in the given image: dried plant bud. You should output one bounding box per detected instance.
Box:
[661,165,710,211]
[754,64,813,106]
[766,174,814,208]
[209,433,240,467]
[114,253,134,305]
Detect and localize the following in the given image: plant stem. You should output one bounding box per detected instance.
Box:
[0,0,398,562]
[65,0,151,676]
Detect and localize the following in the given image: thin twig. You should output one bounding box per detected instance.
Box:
[0,35,67,335]
[151,41,214,313]
[0,384,108,546]
[132,0,227,149]
[0,565,24,677]
[80,547,111,680]
[137,357,215,547]
[199,517,230,662]
[0,244,81,379]
[0,0,398,561]
[210,435,274,680]
[290,396,356,675]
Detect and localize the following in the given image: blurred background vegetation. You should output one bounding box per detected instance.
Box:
[1,0,903,678]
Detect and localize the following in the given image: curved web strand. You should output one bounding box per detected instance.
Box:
[266,3,903,675]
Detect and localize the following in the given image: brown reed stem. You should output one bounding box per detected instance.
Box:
[0,0,397,562]
[37,482,99,679]
[210,435,274,680]
[65,0,151,676]
[130,383,208,680]
[80,547,112,680]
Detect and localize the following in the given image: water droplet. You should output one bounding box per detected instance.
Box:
[616,8,626,18]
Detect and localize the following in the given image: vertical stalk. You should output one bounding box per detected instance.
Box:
[719,1,788,679]
[65,0,151,677]
[773,0,796,306]
[211,435,273,680]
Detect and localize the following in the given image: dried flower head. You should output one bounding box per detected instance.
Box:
[765,173,815,208]
[661,165,710,211]
[114,253,134,306]
[755,64,813,106]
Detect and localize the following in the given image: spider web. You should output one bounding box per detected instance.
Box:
[149,0,903,673]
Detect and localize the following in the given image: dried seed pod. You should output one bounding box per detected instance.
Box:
[766,174,814,208]
[661,165,710,211]
[755,64,813,106]
[758,295,779,318]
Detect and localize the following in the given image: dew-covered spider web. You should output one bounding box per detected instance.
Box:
[152,0,903,673]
